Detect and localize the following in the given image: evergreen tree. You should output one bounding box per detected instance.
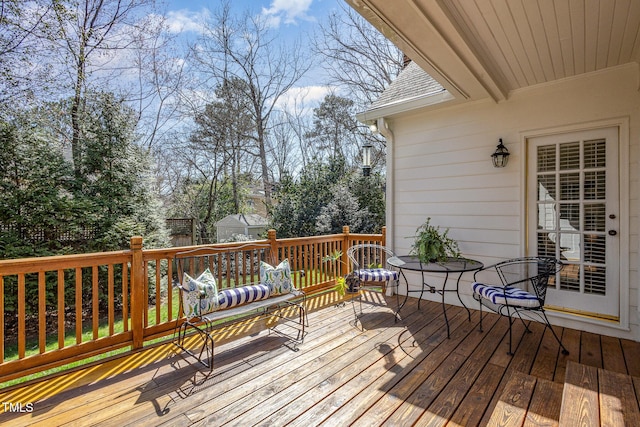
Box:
[80,92,170,251]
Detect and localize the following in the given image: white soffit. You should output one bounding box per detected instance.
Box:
[346,0,640,102]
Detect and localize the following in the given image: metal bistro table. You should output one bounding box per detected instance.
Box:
[387,255,484,338]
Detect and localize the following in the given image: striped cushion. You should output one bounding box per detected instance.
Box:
[356,268,399,282]
[472,283,540,308]
[217,284,271,310]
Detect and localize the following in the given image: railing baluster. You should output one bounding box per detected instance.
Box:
[108,264,114,336]
[0,276,4,363]
[58,270,64,349]
[167,260,173,322]
[122,263,129,332]
[18,274,25,359]
[38,271,45,353]
[75,268,82,345]
[93,265,99,340]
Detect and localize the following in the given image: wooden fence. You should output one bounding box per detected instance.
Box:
[0,226,385,383]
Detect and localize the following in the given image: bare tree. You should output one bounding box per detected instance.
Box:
[129,11,186,150]
[51,0,155,178]
[0,0,60,106]
[313,2,404,108]
[190,0,312,208]
[313,2,404,169]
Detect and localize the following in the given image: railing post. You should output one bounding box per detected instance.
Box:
[267,229,277,262]
[382,226,387,247]
[130,236,144,350]
[342,226,350,274]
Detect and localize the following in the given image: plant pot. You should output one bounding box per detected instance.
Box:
[345,272,360,293]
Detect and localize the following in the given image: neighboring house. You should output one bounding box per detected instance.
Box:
[348,1,640,341]
[215,214,269,242]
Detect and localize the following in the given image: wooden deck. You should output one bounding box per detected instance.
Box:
[1,290,639,426]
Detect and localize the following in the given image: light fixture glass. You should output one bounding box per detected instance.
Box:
[368,121,378,133]
[491,138,510,168]
[362,142,372,176]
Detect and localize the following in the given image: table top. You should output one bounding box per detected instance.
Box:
[387,255,484,273]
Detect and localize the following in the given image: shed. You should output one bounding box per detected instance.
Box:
[215,214,268,242]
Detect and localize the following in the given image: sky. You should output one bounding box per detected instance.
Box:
[164,0,340,34]
[162,0,343,109]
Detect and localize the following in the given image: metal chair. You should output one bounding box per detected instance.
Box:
[346,243,400,322]
[472,256,569,355]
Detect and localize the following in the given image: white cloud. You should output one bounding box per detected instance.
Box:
[262,0,314,25]
[165,9,209,34]
[276,85,334,114]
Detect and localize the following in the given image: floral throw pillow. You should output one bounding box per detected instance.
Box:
[181,268,219,319]
[260,259,293,295]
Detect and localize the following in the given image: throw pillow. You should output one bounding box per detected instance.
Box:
[181,268,219,318]
[260,259,293,295]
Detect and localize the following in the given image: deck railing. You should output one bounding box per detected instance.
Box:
[0,226,385,383]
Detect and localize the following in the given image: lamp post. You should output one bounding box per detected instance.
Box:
[362,142,372,176]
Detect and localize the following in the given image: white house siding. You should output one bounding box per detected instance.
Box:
[388,64,640,340]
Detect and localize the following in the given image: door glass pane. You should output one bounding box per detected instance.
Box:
[560,265,580,291]
[584,139,606,168]
[584,204,605,231]
[559,142,580,170]
[537,233,556,257]
[538,175,556,200]
[585,266,606,295]
[585,234,605,264]
[584,171,605,199]
[559,232,580,263]
[560,173,580,200]
[537,145,556,172]
[559,204,579,230]
[537,204,556,230]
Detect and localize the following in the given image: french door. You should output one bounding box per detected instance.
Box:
[527,127,619,319]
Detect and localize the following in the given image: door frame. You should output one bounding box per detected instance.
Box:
[520,117,630,330]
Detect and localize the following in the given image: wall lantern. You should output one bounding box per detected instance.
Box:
[368,121,378,133]
[362,142,372,176]
[491,138,510,168]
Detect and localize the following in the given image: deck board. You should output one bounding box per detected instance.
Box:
[524,377,563,427]
[1,291,639,427]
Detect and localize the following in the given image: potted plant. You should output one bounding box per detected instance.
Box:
[322,250,359,296]
[410,217,460,263]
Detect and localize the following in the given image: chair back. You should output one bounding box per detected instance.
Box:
[494,257,563,305]
[347,243,395,271]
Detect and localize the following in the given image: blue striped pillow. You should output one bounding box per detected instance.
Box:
[217,284,271,310]
[472,283,540,308]
[357,268,399,282]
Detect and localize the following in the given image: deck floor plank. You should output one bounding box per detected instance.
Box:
[1,292,639,427]
[598,368,640,426]
[479,320,547,426]
[524,376,563,427]
[620,339,640,377]
[487,371,537,427]
[559,361,599,426]
[600,334,627,374]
